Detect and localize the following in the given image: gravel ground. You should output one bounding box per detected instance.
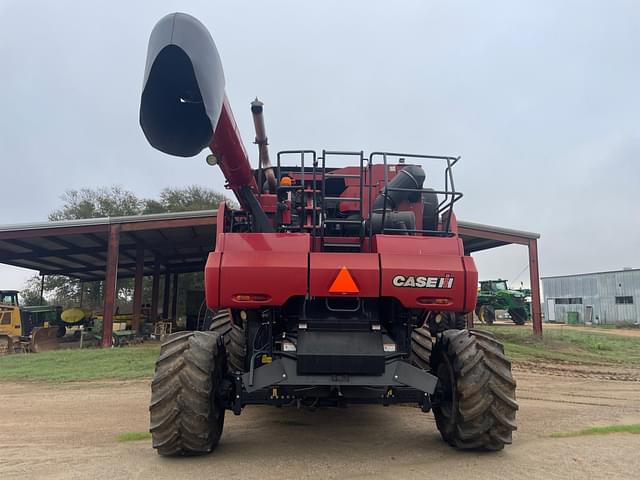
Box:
[1,363,640,480]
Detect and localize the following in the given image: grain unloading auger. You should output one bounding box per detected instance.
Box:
[141,12,518,456]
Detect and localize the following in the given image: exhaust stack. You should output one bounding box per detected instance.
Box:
[251,98,277,193]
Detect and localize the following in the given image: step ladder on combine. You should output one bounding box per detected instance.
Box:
[276,149,367,252]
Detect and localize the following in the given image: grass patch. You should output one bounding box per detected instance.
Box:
[2,326,639,382]
[116,431,152,442]
[0,344,160,382]
[551,424,640,438]
[476,325,640,365]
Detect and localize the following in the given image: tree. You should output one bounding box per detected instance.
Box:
[20,274,81,307]
[20,276,47,306]
[49,186,145,221]
[143,186,228,214]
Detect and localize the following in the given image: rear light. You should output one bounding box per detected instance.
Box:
[383,343,396,352]
[417,297,452,306]
[232,294,271,302]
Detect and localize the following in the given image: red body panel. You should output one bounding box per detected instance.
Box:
[206,230,478,312]
[372,234,462,256]
[375,234,468,309]
[205,233,310,309]
[204,252,222,308]
[219,251,307,308]
[309,253,379,297]
[379,253,466,310]
[462,256,479,312]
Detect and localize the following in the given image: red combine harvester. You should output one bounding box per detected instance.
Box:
[140,13,517,456]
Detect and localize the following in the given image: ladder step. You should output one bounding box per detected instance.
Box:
[323,243,361,249]
[324,219,362,225]
[325,174,361,178]
[324,197,361,202]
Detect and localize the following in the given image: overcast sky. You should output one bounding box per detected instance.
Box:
[1,0,639,289]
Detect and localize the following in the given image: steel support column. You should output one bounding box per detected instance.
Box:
[162,271,171,319]
[39,274,45,304]
[101,224,121,348]
[171,272,179,320]
[528,239,542,337]
[151,260,161,323]
[132,244,144,332]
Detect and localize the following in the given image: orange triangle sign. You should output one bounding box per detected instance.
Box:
[329,266,359,294]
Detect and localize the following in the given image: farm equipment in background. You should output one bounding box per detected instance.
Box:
[475,279,530,325]
[0,290,64,354]
[140,12,518,456]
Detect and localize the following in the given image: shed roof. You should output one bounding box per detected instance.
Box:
[0,211,217,281]
[541,268,639,280]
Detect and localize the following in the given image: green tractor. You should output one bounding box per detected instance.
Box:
[475,279,530,325]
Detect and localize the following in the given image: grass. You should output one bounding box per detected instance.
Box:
[116,431,152,442]
[0,344,160,381]
[551,424,640,438]
[1,325,639,382]
[476,325,640,365]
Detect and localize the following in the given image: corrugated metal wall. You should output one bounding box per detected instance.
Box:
[542,270,640,324]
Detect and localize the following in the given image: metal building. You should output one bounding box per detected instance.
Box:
[542,268,640,324]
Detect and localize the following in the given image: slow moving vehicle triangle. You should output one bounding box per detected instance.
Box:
[329,266,359,294]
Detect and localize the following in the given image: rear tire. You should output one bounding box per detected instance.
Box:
[409,326,433,370]
[431,329,518,451]
[0,334,15,355]
[427,312,467,335]
[508,308,527,325]
[477,305,495,325]
[149,331,225,456]
[447,313,467,330]
[208,309,246,373]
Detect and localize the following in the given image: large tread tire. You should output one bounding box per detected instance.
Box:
[410,326,433,370]
[508,308,527,326]
[0,334,16,355]
[427,312,467,335]
[149,331,225,456]
[431,329,518,451]
[477,305,495,325]
[447,313,467,330]
[208,309,246,373]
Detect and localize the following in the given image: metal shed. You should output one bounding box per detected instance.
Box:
[542,268,640,324]
[0,211,542,345]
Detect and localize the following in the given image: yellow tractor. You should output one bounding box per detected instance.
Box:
[0,290,62,354]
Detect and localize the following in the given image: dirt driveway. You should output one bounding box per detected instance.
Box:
[2,364,640,480]
[543,323,640,337]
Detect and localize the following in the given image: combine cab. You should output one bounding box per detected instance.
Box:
[141,13,518,455]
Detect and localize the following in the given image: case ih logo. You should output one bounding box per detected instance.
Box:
[392,274,454,289]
